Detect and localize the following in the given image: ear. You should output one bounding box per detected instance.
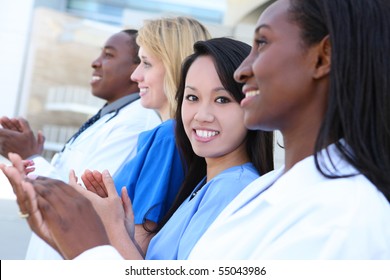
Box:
[313,35,331,79]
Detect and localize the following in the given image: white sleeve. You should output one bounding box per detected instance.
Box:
[29,155,65,180]
[75,245,124,260]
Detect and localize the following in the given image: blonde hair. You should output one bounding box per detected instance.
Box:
[137,16,211,118]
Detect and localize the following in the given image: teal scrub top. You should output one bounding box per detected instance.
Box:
[113,119,184,224]
[145,163,259,259]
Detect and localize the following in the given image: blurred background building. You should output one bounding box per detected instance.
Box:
[0,0,280,259]
[0,0,275,161]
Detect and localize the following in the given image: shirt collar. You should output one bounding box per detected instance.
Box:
[262,141,358,205]
[100,93,140,117]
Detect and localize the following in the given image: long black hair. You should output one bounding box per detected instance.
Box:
[155,37,275,232]
[289,0,390,202]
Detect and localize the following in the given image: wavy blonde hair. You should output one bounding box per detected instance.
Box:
[137,16,211,118]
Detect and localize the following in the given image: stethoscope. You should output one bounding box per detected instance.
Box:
[61,94,140,151]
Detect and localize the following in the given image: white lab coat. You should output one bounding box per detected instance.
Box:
[30,99,160,182]
[188,146,390,259]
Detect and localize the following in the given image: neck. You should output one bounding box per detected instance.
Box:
[205,142,250,182]
[158,105,171,122]
[282,122,320,172]
[281,87,328,172]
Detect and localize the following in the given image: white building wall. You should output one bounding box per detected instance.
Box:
[0,0,34,117]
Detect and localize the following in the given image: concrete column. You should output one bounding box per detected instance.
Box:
[224,0,269,26]
[0,0,35,117]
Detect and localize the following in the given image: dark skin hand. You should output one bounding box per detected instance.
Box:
[0,116,23,131]
[0,153,110,259]
[0,117,45,159]
[0,153,59,253]
[31,177,111,259]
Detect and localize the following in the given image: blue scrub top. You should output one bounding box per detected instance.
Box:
[113,119,184,224]
[145,162,259,259]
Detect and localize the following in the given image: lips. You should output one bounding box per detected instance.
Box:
[139,87,148,96]
[91,75,102,84]
[192,129,220,144]
[245,90,260,97]
[195,129,220,138]
[241,89,260,108]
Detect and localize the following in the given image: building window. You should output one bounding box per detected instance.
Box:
[66,0,225,26]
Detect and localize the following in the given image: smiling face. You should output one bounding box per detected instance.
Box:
[234,0,327,134]
[182,56,248,161]
[130,47,169,120]
[90,32,139,103]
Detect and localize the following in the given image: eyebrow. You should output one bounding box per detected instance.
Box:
[185,85,228,93]
[255,24,271,33]
[102,46,116,51]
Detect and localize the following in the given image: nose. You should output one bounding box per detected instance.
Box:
[234,53,254,83]
[91,56,101,69]
[130,64,142,82]
[194,104,214,123]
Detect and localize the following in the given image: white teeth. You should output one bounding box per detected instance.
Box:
[139,88,147,93]
[246,90,260,97]
[195,130,219,138]
[91,76,101,81]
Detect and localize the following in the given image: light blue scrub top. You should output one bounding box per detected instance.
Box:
[145,162,259,259]
[113,119,184,224]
